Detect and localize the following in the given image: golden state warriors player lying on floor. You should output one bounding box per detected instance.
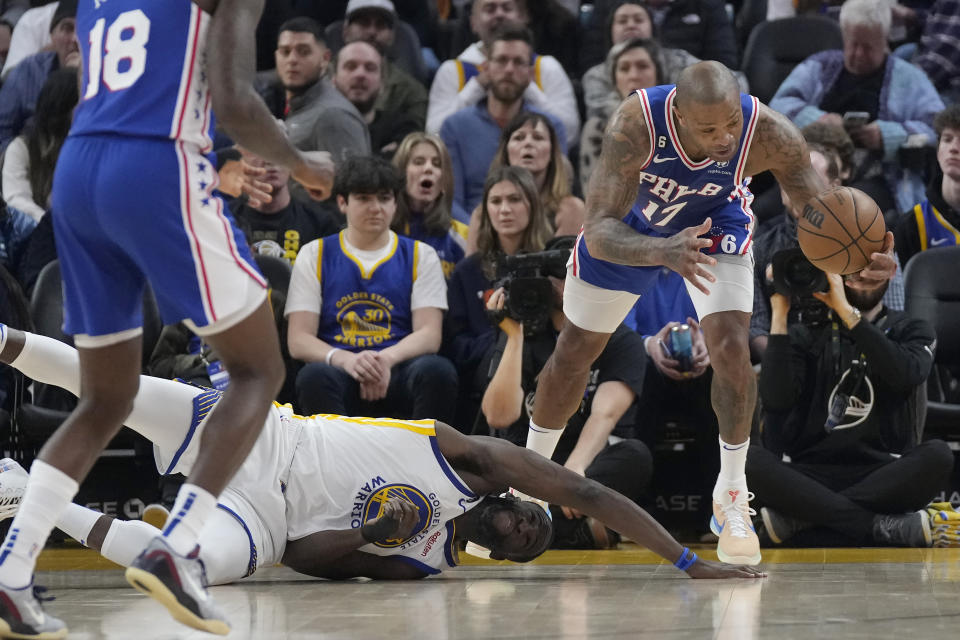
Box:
[0,327,763,582]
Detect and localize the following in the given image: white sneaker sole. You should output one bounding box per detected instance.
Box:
[0,619,67,640]
[125,566,230,636]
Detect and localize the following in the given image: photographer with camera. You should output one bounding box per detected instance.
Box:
[443,166,553,429]
[746,259,952,548]
[479,243,652,550]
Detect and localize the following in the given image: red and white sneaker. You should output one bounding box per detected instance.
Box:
[710,489,761,565]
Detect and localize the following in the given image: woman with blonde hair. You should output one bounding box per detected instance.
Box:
[392,132,469,278]
[467,112,584,254]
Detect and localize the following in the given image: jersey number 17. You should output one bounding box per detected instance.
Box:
[84,10,151,99]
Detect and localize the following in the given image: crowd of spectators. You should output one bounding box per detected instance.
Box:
[2,0,960,550]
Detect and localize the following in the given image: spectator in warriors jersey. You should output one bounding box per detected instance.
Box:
[440,24,567,216]
[427,0,579,147]
[391,132,469,279]
[895,104,960,268]
[286,155,458,423]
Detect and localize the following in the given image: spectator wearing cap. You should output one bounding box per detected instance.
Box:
[0,0,76,152]
[273,16,370,163]
[341,0,427,133]
[332,40,421,158]
[0,0,55,80]
[426,0,579,148]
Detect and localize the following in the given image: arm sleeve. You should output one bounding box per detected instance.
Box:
[874,63,943,162]
[440,118,468,214]
[309,109,371,163]
[426,60,485,134]
[0,6,52,80]
[411,243,448,310]
[284,240,323,315]
[524,56,580,145]
[0,67,27,153]
[441,258,495,372]
[850,315,936,395]
[759,333,809,411]
[768,57,828,128]
[1,136,45,222]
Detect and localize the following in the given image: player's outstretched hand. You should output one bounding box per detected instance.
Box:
[662,217,717,296]
[292,151,335,201]
[684,557,766,579]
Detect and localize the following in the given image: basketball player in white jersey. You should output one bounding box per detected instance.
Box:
[0,325,763,598]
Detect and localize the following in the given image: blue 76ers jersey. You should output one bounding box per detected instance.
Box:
[71,0,214,151]
[573,84,759,294]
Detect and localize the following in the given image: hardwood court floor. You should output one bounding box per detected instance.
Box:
[26,545,960,639]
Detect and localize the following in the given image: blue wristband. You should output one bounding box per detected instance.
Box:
[673,547,698,571]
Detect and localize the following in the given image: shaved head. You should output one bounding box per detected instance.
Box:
[674,61,739,109]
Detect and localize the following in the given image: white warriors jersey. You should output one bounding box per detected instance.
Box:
[281,408,483,575]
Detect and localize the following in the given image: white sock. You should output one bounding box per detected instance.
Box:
[56,503,104,546]
[525,420,565,460]
[162,483,216,555]
[0,460,78,588]
[713,436,749,504]
[56,504,161,567]
[101,520,158,567]
[9,333,81,396]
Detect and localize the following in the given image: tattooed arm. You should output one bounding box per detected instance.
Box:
[583,97,717,294]
[745,104,825,211]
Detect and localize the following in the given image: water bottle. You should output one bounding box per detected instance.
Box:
[669,324,693,372]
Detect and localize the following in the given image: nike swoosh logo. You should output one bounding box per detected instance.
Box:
[722,444,746,451]
[652,154,677,164]
[930,238,951,246]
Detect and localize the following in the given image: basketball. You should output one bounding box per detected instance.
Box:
[796,186,886,275]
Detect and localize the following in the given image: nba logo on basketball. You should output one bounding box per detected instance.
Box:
[801,204,824,229]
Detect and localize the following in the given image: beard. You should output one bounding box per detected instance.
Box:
[844,281,888,311]
[351,94,378,115]
[490,80,525,103]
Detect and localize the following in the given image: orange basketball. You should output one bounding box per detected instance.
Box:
[796,186,886,275]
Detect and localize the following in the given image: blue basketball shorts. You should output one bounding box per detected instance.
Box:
[52,135,266,344]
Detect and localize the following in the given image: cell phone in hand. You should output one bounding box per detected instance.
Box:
[843,111,870,129]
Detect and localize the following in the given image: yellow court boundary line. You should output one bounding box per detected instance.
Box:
[35,545,960,573]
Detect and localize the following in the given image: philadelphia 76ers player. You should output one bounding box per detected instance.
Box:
[0,0,334,638]
[513,62,897,568]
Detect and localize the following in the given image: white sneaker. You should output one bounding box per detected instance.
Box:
[710,489,761,565]
[0,459,28,522]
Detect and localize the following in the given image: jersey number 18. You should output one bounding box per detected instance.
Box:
[84,10,151,99]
